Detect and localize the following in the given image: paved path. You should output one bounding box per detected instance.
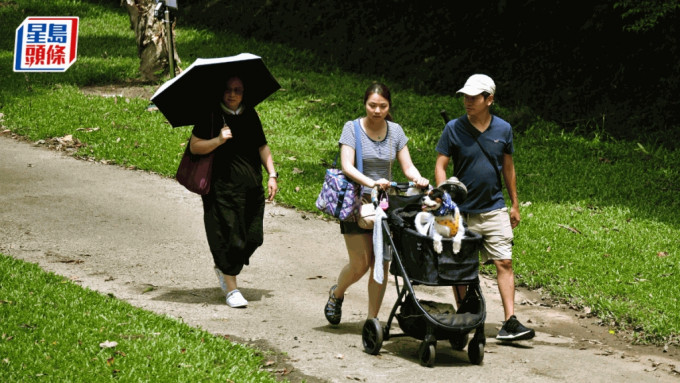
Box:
[1,135,678,382]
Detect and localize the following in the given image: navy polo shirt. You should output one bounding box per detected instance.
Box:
[435,114,514,214]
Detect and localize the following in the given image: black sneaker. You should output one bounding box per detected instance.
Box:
[324,285,343,325]
[496,315,535,341]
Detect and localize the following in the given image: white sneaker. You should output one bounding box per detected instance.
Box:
[225,289,248,308]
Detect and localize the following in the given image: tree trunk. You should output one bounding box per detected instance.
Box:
[121,0,181,81]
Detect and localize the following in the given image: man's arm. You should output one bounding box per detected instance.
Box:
[434,153,451,186]
[502,153,520,228]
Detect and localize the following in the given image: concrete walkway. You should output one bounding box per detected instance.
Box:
[1,135,677,382]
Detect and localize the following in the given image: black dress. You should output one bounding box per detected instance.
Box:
[192,106,267,275]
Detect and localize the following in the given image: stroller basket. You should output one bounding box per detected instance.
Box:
[396,288,484,341]
[388,207,482,286]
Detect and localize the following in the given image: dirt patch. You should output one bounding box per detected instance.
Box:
[80,83,158,101]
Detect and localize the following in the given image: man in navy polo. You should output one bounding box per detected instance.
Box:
[434,74,535,341]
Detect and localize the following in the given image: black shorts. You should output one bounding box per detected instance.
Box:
[340,194,372,235]
[340,220,372,235]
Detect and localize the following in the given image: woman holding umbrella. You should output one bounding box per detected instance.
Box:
[190,76,278,308]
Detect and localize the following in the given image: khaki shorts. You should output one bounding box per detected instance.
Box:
[464,207,514,263]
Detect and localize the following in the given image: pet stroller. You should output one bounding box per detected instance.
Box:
[361,183,486,367]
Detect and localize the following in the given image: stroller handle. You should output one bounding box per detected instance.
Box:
[371,182,424,205]
[370,182,413,204]
[391,181,415,189]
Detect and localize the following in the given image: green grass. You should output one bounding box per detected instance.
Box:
[1,0,679,371]
[513,127,680,343]
[0,254,281,382]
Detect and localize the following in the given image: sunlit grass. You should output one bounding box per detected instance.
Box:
[0,254,281,382]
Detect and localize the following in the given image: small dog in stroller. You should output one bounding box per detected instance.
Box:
[414,178,467,254]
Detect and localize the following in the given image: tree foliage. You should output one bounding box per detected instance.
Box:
[176,0,679,146]
[614,0,680,32]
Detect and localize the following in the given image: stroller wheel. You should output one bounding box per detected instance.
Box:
[362,318,383,355]
[467,338,484,365]
[418,340,436,367]
[449,333,469,351]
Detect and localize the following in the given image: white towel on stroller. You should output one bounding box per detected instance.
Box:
[372,207,388,284]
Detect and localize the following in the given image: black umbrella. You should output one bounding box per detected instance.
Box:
[151,53,281,127]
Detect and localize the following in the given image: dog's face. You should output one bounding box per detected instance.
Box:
[421,188,445,212]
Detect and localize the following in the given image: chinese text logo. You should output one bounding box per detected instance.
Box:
[14,17,79,72]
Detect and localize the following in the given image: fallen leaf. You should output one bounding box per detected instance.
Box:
[335,353,344,359]
[558,224,582,234]
[288,156,297,161]
[657,251,669,258]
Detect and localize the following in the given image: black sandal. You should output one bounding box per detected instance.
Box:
[324,285,343,325]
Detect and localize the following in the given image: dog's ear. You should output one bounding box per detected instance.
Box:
[429,188,444,199]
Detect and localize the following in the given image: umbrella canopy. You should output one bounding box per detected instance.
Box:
[151,53,280,127]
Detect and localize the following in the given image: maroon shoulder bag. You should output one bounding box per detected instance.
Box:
[175,113,216,195]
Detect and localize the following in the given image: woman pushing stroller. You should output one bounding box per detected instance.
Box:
[324,82,430,325]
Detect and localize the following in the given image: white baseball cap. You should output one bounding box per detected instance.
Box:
[457,74,496,96]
